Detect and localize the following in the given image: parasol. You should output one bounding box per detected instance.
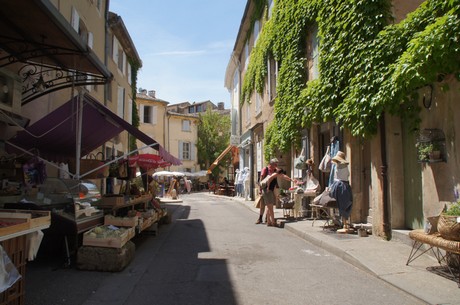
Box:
[128,154,171,169]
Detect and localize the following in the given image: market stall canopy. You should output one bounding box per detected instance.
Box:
[0,0,112,105]
[6,93,181,166]
[207,145,238,173]
[153,171,185,177]
[128,154,171,169]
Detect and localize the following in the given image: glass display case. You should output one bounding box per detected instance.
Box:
[3,178,104,259]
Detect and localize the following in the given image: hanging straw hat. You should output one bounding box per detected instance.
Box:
[332,151,349,164]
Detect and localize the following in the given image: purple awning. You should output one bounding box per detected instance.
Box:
[6,93,181,166]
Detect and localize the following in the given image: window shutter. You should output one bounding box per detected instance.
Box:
[122,52,127,75]
[71,7,80,32]
[179,141,184,160]
[87,32,94,49]
[191,143,195,161]
[139,105,144,123]
[113,36,119,63]
[152,106,157,125]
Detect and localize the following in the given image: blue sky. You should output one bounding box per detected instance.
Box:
[109,1,248,107]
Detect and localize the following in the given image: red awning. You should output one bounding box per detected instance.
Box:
[6,93,181,166]
[128,154,172,169]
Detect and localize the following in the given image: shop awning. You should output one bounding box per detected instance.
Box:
[0,0,112,105]
[207,145,235,173]
[6,93,181,166]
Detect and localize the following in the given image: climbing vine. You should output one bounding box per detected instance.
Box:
[128,58,141,152]
[242,0,460,158]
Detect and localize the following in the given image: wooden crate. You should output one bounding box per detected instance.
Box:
[0,212,30,236]
[82,226,134,248]
[104,215,138,228]
[100,196,125,207]
[0,235,26,305]
[28,210,51,229]
[128,194,152,205]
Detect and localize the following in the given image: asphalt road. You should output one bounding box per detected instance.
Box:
[24,193,427,305]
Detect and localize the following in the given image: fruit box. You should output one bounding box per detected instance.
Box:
[82,226,135,248]
[104,215,138,228]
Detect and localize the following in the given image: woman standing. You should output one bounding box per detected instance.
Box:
[262,168,296,227]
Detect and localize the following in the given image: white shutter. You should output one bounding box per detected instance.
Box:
[152,106,157,125]
[179,141,183,160]
[87,32,94,49]
[122,52,127,75]
[127,99,133,124]
[139,105,145,123]
[127,62,132,84]
[112,36,119,63]
[71,7,80,32]
[191,143,195,161]
[117,86,124,118]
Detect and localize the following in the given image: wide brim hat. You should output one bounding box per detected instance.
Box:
[270,158,279,164]
[332,151,349,164]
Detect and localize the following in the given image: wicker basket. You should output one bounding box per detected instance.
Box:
[438,214,460,241]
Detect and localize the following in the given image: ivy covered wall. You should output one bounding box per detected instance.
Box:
[242,0,460,158]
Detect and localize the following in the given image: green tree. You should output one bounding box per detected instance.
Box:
[197,108,231,176]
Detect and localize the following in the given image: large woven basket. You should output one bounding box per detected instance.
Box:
[438,214,460,241]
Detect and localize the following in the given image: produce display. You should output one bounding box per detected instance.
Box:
[86,225,129,239]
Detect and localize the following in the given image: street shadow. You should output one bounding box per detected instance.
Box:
[130,215,238,305]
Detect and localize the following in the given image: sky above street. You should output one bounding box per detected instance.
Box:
[109,1,247,107]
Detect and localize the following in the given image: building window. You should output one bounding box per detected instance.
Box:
[117,86,125,118]
[255,92,262,115]
[182,120,191,132]
[188,106,195,113]
[112,36,126,74]
[312,25,320,80]
[196,105,202,112]
[268,57,278,102]
[254,20,260,45]
[180,141,191,160]
[143,105,152,123]
[245,102,251,125]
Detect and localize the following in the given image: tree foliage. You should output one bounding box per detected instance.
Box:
[197,108,231,175]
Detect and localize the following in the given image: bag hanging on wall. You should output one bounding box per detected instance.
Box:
[318,146,332,173]
[294,147,307,170]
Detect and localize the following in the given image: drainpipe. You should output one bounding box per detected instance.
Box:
[380,112,391,240]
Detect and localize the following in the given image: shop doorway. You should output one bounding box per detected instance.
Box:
[402,125,424,229]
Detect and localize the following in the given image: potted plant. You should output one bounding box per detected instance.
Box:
[417,142,441,161]
[438,201,460,241]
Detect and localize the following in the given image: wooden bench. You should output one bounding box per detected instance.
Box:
[406,229,460,287]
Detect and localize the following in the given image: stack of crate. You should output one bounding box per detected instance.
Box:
[0,235,27,305]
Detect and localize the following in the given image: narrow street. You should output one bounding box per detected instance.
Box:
[25,193,426,305]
